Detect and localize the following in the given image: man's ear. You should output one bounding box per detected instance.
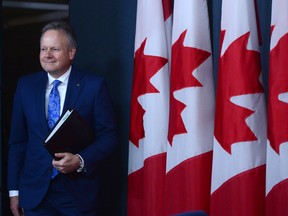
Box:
[69,48,77,60]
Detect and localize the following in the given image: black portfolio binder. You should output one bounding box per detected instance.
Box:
[44,109,94,156]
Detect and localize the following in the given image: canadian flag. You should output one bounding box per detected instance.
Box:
[266,0,288,215]
[127,0,172,215]
[165,0,214,215]
[210,0,267,215]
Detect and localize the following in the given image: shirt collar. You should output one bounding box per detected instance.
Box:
[47,66,72,86]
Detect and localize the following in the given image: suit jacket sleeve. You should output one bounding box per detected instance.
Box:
[8,79,28,190]
[75,76,119,176]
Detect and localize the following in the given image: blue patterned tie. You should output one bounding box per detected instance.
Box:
[47,80,61,178]
[48,80,61,129]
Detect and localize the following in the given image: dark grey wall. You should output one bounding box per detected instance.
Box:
[69,0,136,215]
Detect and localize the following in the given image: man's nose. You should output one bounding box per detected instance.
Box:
[44,49,53,57]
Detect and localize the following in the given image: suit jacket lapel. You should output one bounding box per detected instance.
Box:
[63,68,83,112]
[35,72,49,132]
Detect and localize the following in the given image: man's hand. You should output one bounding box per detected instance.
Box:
[10,196,24,216]
[52,153,81,174]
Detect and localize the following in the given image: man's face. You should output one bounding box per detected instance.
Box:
[40,30,76,78]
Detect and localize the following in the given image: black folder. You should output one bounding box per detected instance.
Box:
[44,109,94,156]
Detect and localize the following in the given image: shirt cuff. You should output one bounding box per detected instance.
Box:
[9,190,19,197]
[76,154,85,172]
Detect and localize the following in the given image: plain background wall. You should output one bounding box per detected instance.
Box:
[1,0,272,215]
[69,0,137,215]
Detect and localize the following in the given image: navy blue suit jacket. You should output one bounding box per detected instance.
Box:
[8,67,119,211]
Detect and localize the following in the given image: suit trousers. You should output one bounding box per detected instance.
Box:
[23,175,98,216]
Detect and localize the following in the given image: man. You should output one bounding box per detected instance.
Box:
[8,21,118,216]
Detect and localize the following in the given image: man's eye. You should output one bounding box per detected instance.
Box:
[52,48,60,52]
[41,48,47,51]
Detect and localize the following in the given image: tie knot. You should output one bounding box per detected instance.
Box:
[53,80,61,88]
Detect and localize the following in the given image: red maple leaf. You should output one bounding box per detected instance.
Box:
[162,0,173,21]
[168,30,211,145]
[214,31,264,154]
[268,31,288,154]
[130,38,168,147]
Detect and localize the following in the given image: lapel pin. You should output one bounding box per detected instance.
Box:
[77,83,80,87]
